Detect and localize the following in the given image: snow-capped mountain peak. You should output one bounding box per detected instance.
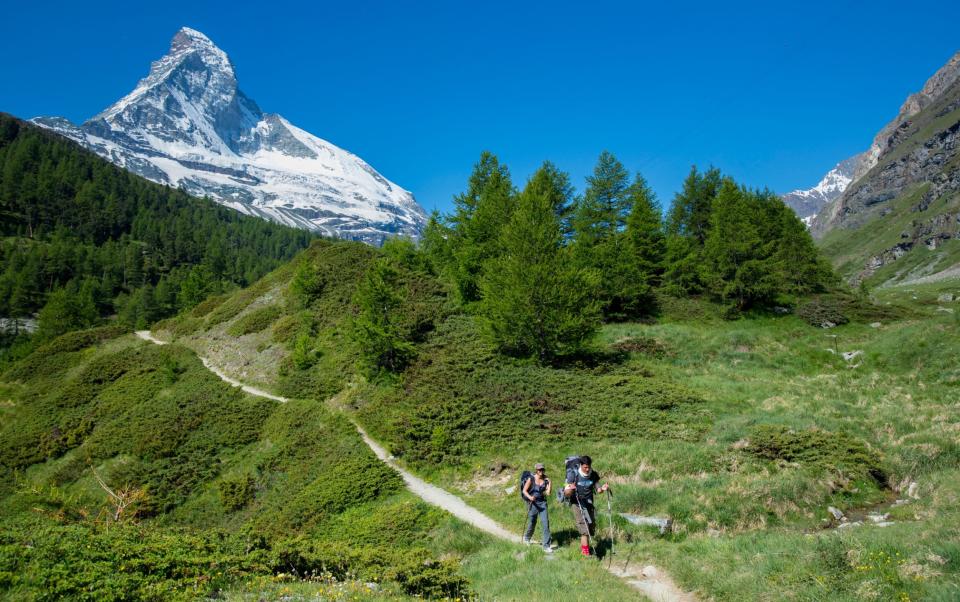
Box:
[781,153,862,222]
[33,27,425,244]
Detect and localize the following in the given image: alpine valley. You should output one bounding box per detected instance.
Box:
[32,27,427,245]
[2,20,960,602]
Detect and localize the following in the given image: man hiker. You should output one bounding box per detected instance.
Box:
[522,462,553,552]
[563,455,609,557]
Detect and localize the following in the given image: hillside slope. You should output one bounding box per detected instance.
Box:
[153,237,960,600]
[813,51,960,285]
[0,113,315,342]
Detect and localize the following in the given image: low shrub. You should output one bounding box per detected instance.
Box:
[227,305,283,337]
[3,325,126,383]
[358,315,710,466]
[745,424,885,484]
[610,336,670,357]
[0,519,469,601]
[218,475,257,511]
[797,297,849,328]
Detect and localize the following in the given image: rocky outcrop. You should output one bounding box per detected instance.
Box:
[853,51,960,182]
[812,51,960,239]
[855,210,960,283]
[821,116,960,235]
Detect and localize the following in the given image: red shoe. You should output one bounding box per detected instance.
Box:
[580,545,591,556]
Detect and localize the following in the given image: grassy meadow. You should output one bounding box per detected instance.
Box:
[3,237,959,600]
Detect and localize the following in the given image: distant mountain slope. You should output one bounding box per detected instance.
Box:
[811,51,960,285]
[782,154,862,223]
[32,27,426,245]
[0,113,314,333]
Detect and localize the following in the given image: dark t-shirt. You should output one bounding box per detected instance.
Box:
[566,468,600,506]
[526,476,548,503]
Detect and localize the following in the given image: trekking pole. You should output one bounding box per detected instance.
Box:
[606,489,615,560]
[521,500,531,542]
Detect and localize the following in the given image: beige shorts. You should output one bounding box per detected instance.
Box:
[572,503,596,536]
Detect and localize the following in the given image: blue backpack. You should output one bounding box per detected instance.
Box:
[519,470,533,503]
[556,456,581,505]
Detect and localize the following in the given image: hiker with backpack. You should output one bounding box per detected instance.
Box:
[520,462,553,552]
[562,455,609,557]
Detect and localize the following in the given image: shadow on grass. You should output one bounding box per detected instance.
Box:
[551,526,616,560]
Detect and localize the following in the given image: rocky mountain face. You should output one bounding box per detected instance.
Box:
[851,52,960,184]
[810,51,960,285]
[32,27,426,245]
[781,154,862,223]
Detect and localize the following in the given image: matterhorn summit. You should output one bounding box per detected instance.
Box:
[33,27,426,244]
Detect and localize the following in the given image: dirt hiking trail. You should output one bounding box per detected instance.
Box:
[135,330,696,601]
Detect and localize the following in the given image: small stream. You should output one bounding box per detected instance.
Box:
[817,490,911,532]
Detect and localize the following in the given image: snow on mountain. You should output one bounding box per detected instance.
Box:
[781,153,862,222]
[32,27,426,244]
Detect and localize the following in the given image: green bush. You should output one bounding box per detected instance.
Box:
[271,312,304,344]
[227,305,283,337]
[0,519,468,601]
[218,475,257,511]
[796,298,849,328]
[358,314,709,466]
[3,325,126,384]
[291,332,318,369]
[746,424,885,484]
[190,294,228,318]
[271,537,470,599]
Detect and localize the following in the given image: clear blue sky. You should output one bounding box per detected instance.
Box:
[2,1,958,213]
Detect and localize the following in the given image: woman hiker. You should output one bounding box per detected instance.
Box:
[522,462,553,552]
[563,455,610,557]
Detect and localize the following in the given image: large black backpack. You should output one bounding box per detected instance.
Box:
[556,456,581,505]
[519,470,533,503]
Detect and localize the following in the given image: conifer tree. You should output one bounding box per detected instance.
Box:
[448,152,515,302]
[666,166,722,242]
[570,152,635,318]
[770,202,834,295]
[420,211,455,277]
[351,259,415,375]
[572,151,631,245]
[663,166,722,294]
[37,287,97,338]
[570,153,665,318]
[625,173,666,285]
[700,180,773,311]
[479,164,600,362]
[290,260,325,307]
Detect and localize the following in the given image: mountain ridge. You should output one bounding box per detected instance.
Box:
[812,50,960,285]
[32,27,426,245]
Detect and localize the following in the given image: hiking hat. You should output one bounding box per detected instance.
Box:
[534,463,545,470]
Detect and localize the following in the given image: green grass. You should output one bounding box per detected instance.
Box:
[347,292,960,599]
[6,236,960,600]
[0,328,472,600]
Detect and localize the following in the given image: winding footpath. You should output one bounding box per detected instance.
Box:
[134,330,695,602]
